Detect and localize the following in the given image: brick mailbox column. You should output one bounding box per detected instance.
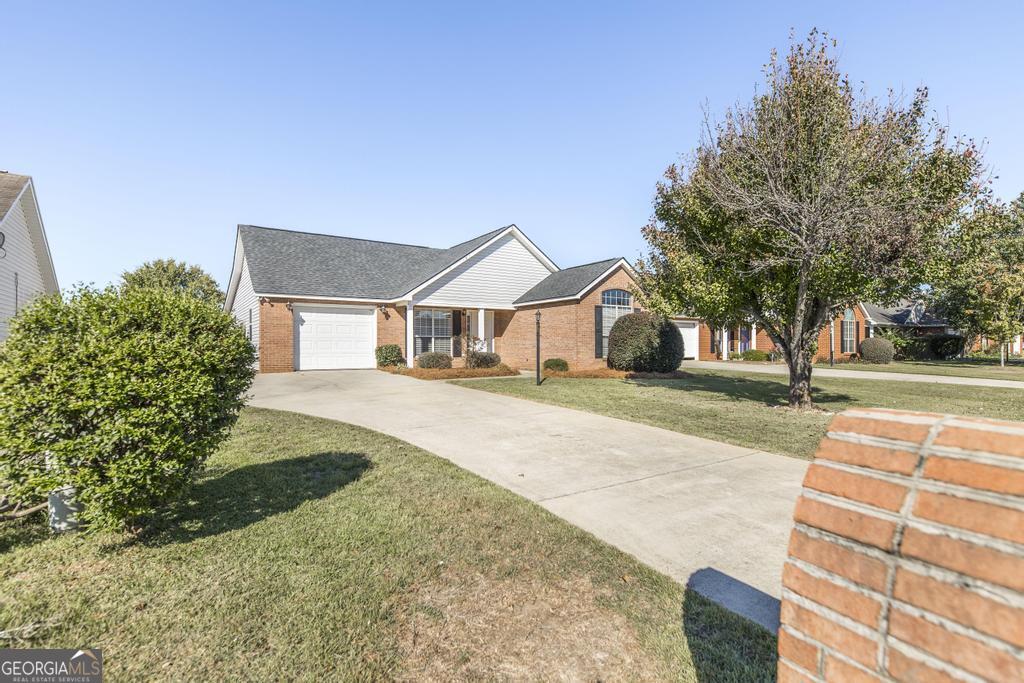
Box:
[779,408,1024,682]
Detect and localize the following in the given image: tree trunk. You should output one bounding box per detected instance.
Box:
[1001,344,1006,367]
[787,349,814,409]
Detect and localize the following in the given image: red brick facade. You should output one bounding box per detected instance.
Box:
[495,266,639,370]
[779,409,1024,682]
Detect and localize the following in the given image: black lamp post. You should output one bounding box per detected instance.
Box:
[535,310,542,385]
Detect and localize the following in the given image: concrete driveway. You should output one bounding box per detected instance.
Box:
[250,370,809,630]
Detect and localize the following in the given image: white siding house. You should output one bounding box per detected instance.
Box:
[231,257,259,353]
[0,173,59,340]
[414,232,554,309]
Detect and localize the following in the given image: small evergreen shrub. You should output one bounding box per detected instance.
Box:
[860,336,895,364]
[466,350,501,369]
[928,334,964,360]
[607,312,685,373]
[375,344,405,367]
[543,358,569,372]
[416,352,452,369]
[0,286,255,530]
[738,349,769,362]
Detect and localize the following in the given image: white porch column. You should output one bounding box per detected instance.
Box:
[405,302,415,367]
[477,308,486,351]
[751,323,757,350]
[721,327,730,361]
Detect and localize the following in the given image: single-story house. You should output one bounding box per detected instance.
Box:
[0,172,59,340]
[224,224,654,372]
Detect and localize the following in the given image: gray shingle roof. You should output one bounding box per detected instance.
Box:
[514,258,623,305]
[861,300,948,328]
[239,224,510,299]
[0,172,30,221]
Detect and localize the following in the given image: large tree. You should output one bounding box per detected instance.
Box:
[931,195,1024,366]
[121,258,223,305]
[637,32,982,407]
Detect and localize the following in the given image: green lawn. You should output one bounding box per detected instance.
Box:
[455,369,1023,459]
[0,408,775,682]
[814,356,1024,381]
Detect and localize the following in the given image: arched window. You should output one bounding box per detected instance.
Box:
[842,308,857,354]
[597,290,633,357]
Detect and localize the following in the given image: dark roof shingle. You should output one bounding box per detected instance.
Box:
[861,300,947,327]
[239,224,509,299]
[514,258,623,305]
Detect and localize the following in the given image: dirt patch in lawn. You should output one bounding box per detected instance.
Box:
[398,572,661,681]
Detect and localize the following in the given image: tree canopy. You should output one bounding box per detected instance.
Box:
[637,31,982,407]
[931,195,1024,363]
[121,258,223,305]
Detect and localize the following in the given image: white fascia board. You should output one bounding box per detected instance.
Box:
[253,292,396,304]
[407,301,517,311]
[402,225,559,300]
[512,259,636,308]
[857,302,876,325]
[223,231,245,311]
[5,179,59,293]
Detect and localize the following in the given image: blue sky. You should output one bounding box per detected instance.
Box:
[4,1,1023,289]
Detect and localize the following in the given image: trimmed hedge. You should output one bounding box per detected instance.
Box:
[0,286,255,530]
[543,358,569,372]
[375,344,405,367]
[416,352,452,369]
[607,312,685,373]
[738,349,770,362]
[860,337,895,364]
[466,350,501,369]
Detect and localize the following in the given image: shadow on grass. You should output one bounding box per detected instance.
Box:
[142,452,370,546]
[682,570,779,681]
[631,372,852,408]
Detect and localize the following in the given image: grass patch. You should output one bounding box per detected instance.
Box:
[454,368,1023,459]
[0,408,775,681]
[380,363,519,380]
[814,356,1024,381]
[544,368,692,379]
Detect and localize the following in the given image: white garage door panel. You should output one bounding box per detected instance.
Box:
[675,321,699,360]
[295,307,376,370]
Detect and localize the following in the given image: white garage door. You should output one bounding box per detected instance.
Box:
[675,320,699,360]
[294,306,376,370]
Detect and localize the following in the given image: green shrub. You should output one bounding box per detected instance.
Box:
[375,344,405,367]
[416,352,452,369]
[928,334,964,360]
[607,312,685,372]
[543,358,569,372]
[859,336,895,364]
[738,349,769,362]
[466,350,501,369]
[0,286,255,530]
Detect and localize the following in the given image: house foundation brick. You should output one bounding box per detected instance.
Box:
[778,408,1024,682]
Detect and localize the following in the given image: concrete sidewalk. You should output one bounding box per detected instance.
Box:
[250,369,808,630]
[687,359,1024,389]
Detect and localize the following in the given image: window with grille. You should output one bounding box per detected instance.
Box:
[414,309,452,355]
[600,289,633,357]
[842,308,856,353]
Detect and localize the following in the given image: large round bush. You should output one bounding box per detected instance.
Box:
[0,286,255,530]
[416,352,452,369]
[860,336,895,364]
[606,312,685,372]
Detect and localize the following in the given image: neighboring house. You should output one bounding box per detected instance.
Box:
[690,300,949,363]
[223,224,642,372]
[0,172,59,340]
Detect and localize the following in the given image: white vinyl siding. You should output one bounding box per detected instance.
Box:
[230,257,259,355]
[416,233,553,308]
[414,309,452,355]
[0,196,48,341]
